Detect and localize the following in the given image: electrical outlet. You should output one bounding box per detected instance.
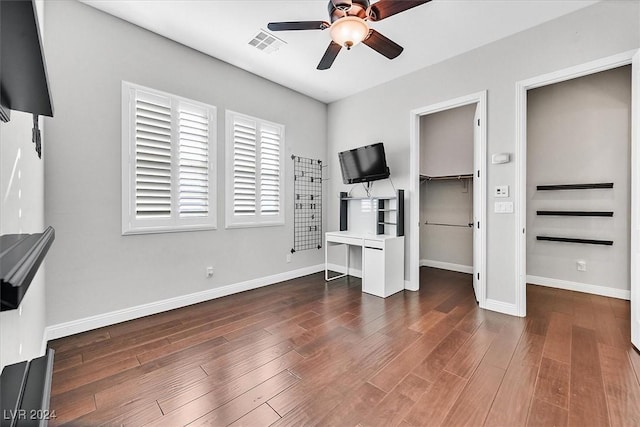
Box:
[206,266,214,278]
[495,185,509,198]
[576,260,586,272]
[286,253,292,263]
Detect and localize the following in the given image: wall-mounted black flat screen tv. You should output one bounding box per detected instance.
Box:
[338,142,390,184]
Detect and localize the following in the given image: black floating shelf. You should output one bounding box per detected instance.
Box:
[536,211,614,217]
[537,236,613,246]
[1,226,55,311]
[536,183,614,191]
[1,349,55,427]
[1,0,54,118]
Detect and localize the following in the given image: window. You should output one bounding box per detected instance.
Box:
[225,111,285,227]
[122,82,217,234]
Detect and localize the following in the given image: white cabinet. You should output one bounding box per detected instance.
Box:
[362,236,405,298]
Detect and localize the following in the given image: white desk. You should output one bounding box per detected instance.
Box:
[325,231,405,298]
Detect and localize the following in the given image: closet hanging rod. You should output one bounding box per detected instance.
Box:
[420,174,474,181]
[425,221,473,228]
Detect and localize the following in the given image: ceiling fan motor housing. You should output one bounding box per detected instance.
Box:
[328,0,370,23]
[331,0,353,11]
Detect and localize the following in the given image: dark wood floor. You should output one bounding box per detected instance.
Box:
[47,267,640,426]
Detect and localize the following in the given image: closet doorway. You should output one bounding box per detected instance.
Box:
[409,92,487,307]
[515,51,639,349]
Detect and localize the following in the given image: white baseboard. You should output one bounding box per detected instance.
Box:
[420,259,473,275]
[483,298,521,317]
[326,263,362,279]
[43,264,325,344]
[404,280,418,292]
[526,275,630,300]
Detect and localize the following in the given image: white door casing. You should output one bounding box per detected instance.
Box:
[631,51,640,350]
[473,104,482,302]
[409,91,487,307]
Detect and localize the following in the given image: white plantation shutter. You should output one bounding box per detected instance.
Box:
[260,125,281,215]
[178,104,210,218]
[122,82,217,234]
[232,118,257,216]
[135,94,172,219]
[226,111,284,227]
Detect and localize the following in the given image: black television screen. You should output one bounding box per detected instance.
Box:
[338,143,390,184]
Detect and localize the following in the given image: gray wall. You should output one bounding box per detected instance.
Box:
[527,65,631,291]
[0,1,48,371]
[327,1,639,304]
[420,104,475,177]
[43,1,327,326]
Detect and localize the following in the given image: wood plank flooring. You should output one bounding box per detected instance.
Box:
[47,267,640,426]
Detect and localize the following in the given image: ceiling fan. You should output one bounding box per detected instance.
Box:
[267,0,431,70]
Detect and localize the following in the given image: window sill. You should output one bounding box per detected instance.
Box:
[225,221,285,229]
[122,224,217,236]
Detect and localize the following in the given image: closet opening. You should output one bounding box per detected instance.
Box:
[526,65,631,297]
[420,105,476,299]
[515,50,639,349]
[409,91,487,307]
[525,66,632,306]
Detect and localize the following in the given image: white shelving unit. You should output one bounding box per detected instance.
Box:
[339,189,404,236]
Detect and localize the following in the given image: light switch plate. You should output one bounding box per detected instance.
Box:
[494,202,514,213]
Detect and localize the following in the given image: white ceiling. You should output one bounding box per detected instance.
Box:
[81,0,598,104]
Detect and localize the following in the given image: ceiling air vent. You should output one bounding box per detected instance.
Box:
[248,30,286,54]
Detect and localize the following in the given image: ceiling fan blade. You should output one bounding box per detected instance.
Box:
[317,42,342,70]
[369,0,431,21]
[267,21,330,31]
[362,29,403,59]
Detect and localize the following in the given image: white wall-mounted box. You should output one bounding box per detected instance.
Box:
[491,153,510,164]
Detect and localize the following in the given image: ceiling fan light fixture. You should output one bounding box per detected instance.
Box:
[329,16,369,49]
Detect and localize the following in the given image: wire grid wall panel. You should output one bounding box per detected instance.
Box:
[292,155,323,251]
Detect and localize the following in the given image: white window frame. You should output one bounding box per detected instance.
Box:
[121,81,217,235]
[225,110,285,228]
